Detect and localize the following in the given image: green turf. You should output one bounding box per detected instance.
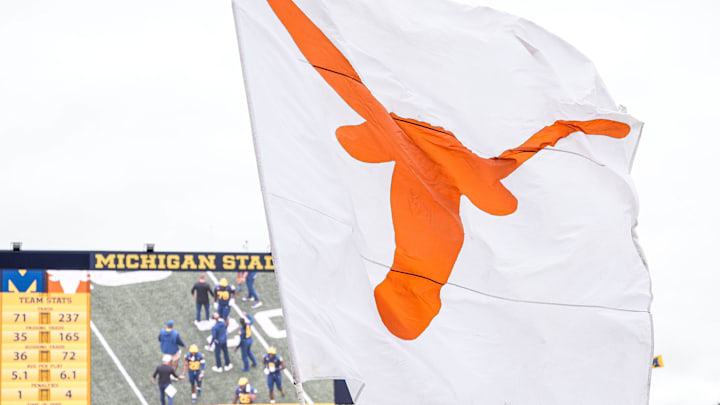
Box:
[91,331,142,403]
[90,271,333,404]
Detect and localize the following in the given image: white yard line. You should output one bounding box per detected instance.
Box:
[206,271,315,405]
[90,320,150,405]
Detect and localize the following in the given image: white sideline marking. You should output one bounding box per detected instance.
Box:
[206,271,314,405]
[254,308,287,339]
[91,320,150,405]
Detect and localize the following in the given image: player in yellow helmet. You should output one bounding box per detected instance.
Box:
[181,344,205,404]
[234,312,258,372]
[263,347,286,404]
[233,376,257,404]
[214,277,237,324]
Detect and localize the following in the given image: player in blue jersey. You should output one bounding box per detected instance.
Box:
[240,271,262,309]
[211,312,233,372]
[234,313,257,371]
[263,347,286,404]
[214,278,237,323]
[181,344,205,404]
[233,377,257,404]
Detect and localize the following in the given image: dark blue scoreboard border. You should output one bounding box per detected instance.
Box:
[0,250,274,272]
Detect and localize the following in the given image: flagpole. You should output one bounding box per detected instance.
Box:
[294,382,308,405]
[231,2,308,404]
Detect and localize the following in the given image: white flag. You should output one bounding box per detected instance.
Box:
[233,0,652,404]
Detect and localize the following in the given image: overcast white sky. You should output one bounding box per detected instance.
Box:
[1,0,719,403]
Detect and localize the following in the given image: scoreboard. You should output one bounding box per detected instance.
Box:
[1,271,90,405]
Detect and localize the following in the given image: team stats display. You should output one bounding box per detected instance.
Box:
[1,270,90,405]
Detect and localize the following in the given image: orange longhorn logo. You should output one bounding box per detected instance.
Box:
[268,0,630,340]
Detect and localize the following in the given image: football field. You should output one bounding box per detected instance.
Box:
[90,270,333,405]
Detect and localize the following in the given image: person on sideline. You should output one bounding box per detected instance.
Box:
[240,271,262,309]
[234,313,257,371]
[152,354,184,405]
[181,344,205,404]
[214,278,237,323]
[191,274,215,322]
[233,377,257,404]
[211,312,233,372]
[158,320,185,370]
[263,347,286,404]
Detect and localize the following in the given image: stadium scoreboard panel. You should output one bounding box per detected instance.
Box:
[0,252,276,405]
[0,251,353,405]
[1,270,90,405]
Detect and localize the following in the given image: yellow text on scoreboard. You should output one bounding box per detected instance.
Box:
[1,292,90,405]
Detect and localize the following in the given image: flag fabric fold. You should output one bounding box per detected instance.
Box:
[233,0,652,403]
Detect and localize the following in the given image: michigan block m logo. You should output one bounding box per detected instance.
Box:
[2,269,46,293]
